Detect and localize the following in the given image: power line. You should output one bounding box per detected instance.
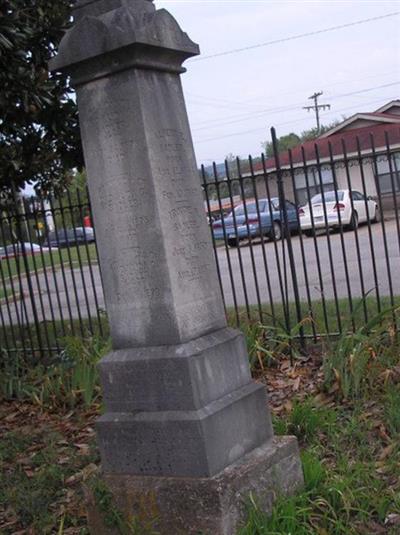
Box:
[192,101,305,130]
[190,12,399,62]
[186,69,400,112]
[191,81,400,131]
[331,81,400,100]
[194,96,398,145]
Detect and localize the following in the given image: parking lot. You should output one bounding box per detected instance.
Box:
[1,218,399,327]
[215,218,400,308]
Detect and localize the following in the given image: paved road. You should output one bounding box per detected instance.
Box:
[216,219,400,310]
[1,219,400,327]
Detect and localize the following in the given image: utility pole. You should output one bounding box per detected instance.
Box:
[303,91,331,133]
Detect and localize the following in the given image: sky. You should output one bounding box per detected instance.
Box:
[156,0,400,165]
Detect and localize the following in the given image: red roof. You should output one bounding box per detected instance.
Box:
[254,123,400,172]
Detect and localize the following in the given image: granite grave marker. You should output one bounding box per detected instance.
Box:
[50,1,303,532]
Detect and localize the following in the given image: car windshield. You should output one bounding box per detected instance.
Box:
[311,191,344,204]
[232,201,267,216]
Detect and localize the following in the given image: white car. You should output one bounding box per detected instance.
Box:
[299,190,379,236]
[0,242,57,259]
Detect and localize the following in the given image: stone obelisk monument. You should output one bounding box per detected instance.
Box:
[50,1,303,533]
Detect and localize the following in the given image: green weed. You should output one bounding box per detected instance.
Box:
[273,398,336,444]
[322,301,400,399]
[243,317,311,373]
[385,385,400,436]
[0,335,110,409]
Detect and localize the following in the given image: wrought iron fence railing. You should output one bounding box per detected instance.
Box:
[0,127,400,357]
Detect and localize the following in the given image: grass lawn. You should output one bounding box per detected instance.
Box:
[1,319,400,534]
[0,243,98,281]
[0,286,15,301]
[240,395,400,534]
[0,404,99,535]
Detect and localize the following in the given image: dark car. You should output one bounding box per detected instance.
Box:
[212,198,299,247]
[48,227,95,248]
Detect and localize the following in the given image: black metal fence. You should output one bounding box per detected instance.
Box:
[202,128,400,342]
[1,127,400,356]
[0,187,106,357]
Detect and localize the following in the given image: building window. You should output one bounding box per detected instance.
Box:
[295,166,335,205]
[376,152,400,194]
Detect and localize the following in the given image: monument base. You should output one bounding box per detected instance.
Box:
[85,436,303,535]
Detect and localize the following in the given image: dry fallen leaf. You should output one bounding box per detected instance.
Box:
[313,393,333,406]
[293,376,301,392]
[379,444,395,461]
[74,443,90,456]
[66,473,79,486]
[4,411,20,422]
[81,463,99,481]
[378,425,391,444]
[385,513,400,526]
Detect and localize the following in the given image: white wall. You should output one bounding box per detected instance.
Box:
[334,161,377,197]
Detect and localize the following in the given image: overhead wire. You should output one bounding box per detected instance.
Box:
[194,95,400,145]
[190,81,400,131]
[186,69,400,109]
[190,12,400,62]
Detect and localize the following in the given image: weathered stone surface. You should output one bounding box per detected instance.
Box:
[86,437,304,535]
[53,9,224,348]
[75,65,227,349]
[99,328,252,412]
[96,382,272,477]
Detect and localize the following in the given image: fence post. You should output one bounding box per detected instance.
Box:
[271,128,304,353]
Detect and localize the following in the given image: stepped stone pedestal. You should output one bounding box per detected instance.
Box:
[50,1,303,533]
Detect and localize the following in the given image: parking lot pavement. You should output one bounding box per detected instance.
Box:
[1,219,399,326]
[215,218,400,308]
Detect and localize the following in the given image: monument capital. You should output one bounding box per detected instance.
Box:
[50,0,199,83]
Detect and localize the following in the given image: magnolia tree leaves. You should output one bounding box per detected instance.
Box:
[0,0,83,195]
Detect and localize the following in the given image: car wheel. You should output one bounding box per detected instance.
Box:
[227,238,239,248]
[269,221,282,241]
[348,211,359,231]
[304,229,315,237]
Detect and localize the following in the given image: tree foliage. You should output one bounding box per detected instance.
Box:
[300,120,342,142]
[261,120,343,158]
[0,0,82,195]
[262,133,301,159]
